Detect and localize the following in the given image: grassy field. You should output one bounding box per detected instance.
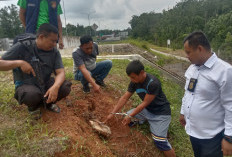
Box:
[0,71,69,157]
[99,39,185,67]
[0,58,193,157]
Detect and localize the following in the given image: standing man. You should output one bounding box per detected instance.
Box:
[72,35,112,93]
[1,23,71,119]
[179,31,232,157]
[17,0,64,49]
[105,60,176,157]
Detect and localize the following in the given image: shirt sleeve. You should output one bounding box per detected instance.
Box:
[128,82,136,93]
[147,80,160,95]
[57,4,63,15]
[72,51,84,68]
[1,43,22,60]
[54,50,64,70]
[220,67,232,136]
[17,0,27,9]
[93,43,99,55]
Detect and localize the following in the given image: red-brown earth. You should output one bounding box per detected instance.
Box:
[42,82,163,157]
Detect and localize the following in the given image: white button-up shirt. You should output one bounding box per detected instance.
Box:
[181,53,232,139]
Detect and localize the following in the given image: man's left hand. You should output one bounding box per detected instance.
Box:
[122,115,131,126]
[222,138,232,156]
[58,39,64,49]
[44,86,59,103]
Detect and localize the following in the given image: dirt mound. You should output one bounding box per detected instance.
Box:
[41,83,162,157]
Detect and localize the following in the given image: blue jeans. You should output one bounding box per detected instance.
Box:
[190,130,224,157]
[74,60,112,85]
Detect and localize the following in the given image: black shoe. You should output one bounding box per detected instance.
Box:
[128,120,139,127]
[83,84,90,93]
[95,80,106,87]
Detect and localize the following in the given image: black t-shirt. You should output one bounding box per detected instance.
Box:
[2,42,64,88]
[128,73,171,115]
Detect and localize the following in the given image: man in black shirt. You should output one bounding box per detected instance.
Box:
[0,23,71,119]
[105,60,176,157]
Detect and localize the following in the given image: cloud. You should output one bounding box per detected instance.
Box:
[0,0,181,30]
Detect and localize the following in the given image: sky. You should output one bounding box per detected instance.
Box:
[0,0,181,30]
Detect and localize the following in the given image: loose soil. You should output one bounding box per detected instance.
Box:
[42,82,163,157]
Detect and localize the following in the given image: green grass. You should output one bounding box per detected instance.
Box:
[0,58,192,157]
[0,71,69,157]
[97,59,192,156]
[100,38,183,66]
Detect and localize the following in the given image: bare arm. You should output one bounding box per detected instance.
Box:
[0,59,35,76]
[122,94,155,125]
[45,68,65,103]
[19,8,26,28]
[79,64,100,92]
[57,15,64,49]
[104,91,133,123]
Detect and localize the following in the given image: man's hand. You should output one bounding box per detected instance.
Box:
[44,86,59,103]
[179,114,186,127]
[122,115,131,126]
[58,39,64,49]
[93,83,101,93]
[19,60,36,76]
[222,138,232,156]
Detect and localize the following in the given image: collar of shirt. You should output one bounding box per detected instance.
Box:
[203,52,217,69]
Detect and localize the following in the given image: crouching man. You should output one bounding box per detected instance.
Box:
[0,23,72,119]
[105,60,176,157]
[72,35,112,93]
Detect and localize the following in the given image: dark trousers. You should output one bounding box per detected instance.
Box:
[190,130,224,157]
[14,78,72,111]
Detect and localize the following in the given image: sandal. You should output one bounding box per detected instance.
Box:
[47,104,61,113]
[29,108,42,120]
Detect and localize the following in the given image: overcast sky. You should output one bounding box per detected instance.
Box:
[0,0,181,30]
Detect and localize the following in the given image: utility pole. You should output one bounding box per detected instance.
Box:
[81,10,96,36]
[62,0,68,35]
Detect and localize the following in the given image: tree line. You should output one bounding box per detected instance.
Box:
[129,0,232,60]
[0,1,231,61]
[0,4,127,40]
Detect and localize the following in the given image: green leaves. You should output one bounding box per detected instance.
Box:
[0,5,24,38]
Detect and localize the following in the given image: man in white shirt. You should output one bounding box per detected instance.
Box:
[179,31,232,157]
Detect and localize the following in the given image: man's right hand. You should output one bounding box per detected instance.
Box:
[19,60,35,76]
[179,114,186,127]
[93,83,101,93]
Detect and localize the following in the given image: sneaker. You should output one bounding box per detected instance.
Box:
[95,80,106,87]
[83,84,90,93]
[28,108,42,120]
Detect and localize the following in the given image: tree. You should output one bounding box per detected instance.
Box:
[0,4,24,38]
